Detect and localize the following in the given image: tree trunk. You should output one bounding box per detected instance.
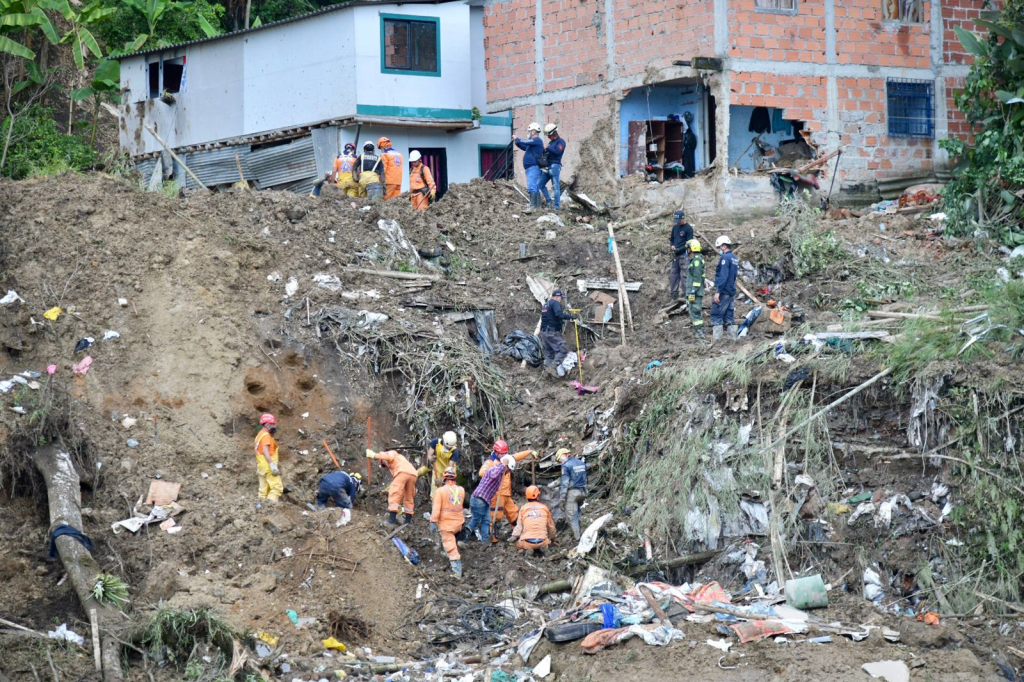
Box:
[33,446,125,682]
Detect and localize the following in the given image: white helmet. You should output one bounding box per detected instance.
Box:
[442,431,457,449]
[544,123,558,135]
[409,150,422,163]
[715,235,732,248]
[527,122,542,133]
[500,454,516,470]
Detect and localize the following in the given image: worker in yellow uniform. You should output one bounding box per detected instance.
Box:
[333,142,362,197]
[479,440,536,543]
[353,141,384,201]
[424,430,460,498]
[377,137,404,201]
[408,150,436,210]
[254,413,283,503]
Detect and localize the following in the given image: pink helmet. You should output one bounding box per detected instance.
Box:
[259,413,277,427]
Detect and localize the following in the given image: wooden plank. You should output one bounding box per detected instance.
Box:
[578,278,642,292]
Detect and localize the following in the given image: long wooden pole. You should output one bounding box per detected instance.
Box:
[144,124,208,191]
[607,225,634,331]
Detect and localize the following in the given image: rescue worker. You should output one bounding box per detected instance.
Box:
[539,123,566,211]
[513,122,544,212]
[711,234,739,343]
[424,430,460,498]
[479,441,536,543]
[466,454,517,543]
[366,448,418,526]
[668,210,694,302]
[333,142,362,197]
[353,141,384,201]
[408,150,436,210]
[511,485,556,556]
[429,467,466,578]
[316,470,362,525]
[540,289,578,377]
[556,448,588,540]
[685,238,706,339]
[254,413,283,503]
[377,137,403,201]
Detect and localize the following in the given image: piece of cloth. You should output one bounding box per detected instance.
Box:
[539,163,562,209]
[713,250,738,297]
[257,456,283,501]
[388,472,417,514]
[687,252,706,328]
[49,524,94,558]
[710,293,735,327]
[771,108,789,135]
[512,500,555,546]
[564,487,586,539]
[545,136,566,165]
[515,135,545,168]
[409,163,436,210]
[380,149,404,186]
[541,298,576,333]
[682,129,697,178]
[471,462,508,505]
[668,254,686,298]
[525,164,543,193]
[317,471,357,510]
[466,495,492,543]
[749,106,772,134]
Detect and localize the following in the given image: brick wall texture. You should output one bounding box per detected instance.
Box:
[485,0,990,185]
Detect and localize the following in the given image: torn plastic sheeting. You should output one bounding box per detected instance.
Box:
[313,273,343,291]
[739,499,769,534]
[471,309,499,356]
[47,623,85,646]
[517,627,544,663]
[574,512,613,555]
[392,536,419,565]
[320,306,390,331]
[730,619,796,643]
[377,219,422,266]
[497,330,544,367]
[861,660,910,682]
[580,624,684,654]
[0,290,24,305]
[103,330,121,341]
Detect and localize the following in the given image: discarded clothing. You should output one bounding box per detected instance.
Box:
[72,356,93,375]
[49,524,94,558]
[74,337,94,353]
[497,330,543,366]
[580,624,684,654]
[748,106,772,134]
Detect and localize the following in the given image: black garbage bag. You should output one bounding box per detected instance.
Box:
[497,330,544,367]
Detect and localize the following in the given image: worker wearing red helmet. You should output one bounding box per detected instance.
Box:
[511,485,556,555]
[479,440,536,542]
[254,413,283,502]
[366,447,418,526]
[430,467,466,578]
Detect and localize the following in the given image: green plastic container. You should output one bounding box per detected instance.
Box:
[785,574,829,609]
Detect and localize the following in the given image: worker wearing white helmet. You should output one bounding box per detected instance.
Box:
[514,122,545,213]
[425,430,461,498]
[710,234,739,343]
[539,122,566,211]
[408,150,436,210]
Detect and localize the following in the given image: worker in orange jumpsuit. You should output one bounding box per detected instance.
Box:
[511,485,556,555]
[333,142,362,197]
[479,440,536,543]
[377,137,404,200]
[367,448,418,526]
[254,413,283,503]
[430,467,466,578]
[408,150,436,210]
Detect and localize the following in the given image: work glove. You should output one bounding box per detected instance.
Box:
[429,522,437,534]
[430,190,436,200]
[269,463,280,476]
[688,294,695,303]
[366,449,375,459]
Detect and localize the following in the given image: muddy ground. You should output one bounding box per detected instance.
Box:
[0,173,1020,681]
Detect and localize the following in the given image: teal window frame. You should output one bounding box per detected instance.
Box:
[380,13,441,78]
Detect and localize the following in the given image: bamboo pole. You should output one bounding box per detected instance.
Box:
[144,124,208,191]
[342,267,441,281]
[626,549,721,576]
[607,224,634,334]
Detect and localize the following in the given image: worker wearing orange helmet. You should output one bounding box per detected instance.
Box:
[511,485,556,555]
[479,440,536,542]
[366,448,418,526]
[254,413,283,503]
[430,467,466,578]
[377,137,404,200]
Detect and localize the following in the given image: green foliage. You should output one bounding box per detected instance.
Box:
[941,6,1024,246]
[135,607,238,669]
[782,197,846,278]
[0,0,62,59]
[91,573,130,609]
[838,275,917,313]
[96,0,225,51]
[1,105,96,179]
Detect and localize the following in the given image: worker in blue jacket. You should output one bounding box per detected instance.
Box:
[539,123,566,211]
[556,448,588,539]
[710,234,739,343]
[514,122,545,213]
[316,470,362,525]
[540,289,578,377]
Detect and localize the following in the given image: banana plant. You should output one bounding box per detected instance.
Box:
[0,0,61,59]
[121,0,193,48]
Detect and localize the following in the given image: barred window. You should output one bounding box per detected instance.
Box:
[883,0,923,23]
[887,79,934,139]
[755,0,797,12]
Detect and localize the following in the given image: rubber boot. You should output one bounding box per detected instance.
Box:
[525,192,537,214]
[694,325,706,340]
[712,325,723,344]
[728,325,739,342]
[451,560,463,578]
[386,511,398,526]
[404,513,414,525]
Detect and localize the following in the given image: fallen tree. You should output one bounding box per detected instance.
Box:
[33,445,125,682]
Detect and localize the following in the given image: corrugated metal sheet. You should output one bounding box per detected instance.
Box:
[273,176,317,195]
[249,136,317,189]
[135,158,159,185]
[181,145,252,189]
[311,127,339,178]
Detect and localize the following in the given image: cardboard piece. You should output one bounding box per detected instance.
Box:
[589,291,616,323]
[145,480,182,506]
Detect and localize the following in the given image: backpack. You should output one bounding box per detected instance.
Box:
[535,151,550,169]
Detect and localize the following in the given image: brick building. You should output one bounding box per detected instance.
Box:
[482,0,985,208]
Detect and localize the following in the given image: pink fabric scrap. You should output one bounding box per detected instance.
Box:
[72,356,93,375]
[46,364,57,375]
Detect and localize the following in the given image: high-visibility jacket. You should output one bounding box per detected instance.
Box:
[428,438,459,481]
[254,430,278,463]
[514,500,555,541]
[430,482,466,531]
[375,450,417,478]
[334,153,357,177]
[479,450,533,498]
[410,163,435,194]
[381,149,404,185]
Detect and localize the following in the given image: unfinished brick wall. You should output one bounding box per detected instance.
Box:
[945,76,975,140]
[540,0,607,92]
[484,0,539,102]
[728,0,826,63]
[942,0,983,65]
[836,76,934,180]
[835,0,931,68]
[614,0,713,71]
[731,72,828,135]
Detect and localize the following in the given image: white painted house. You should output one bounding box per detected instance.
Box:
[116,0,512,194]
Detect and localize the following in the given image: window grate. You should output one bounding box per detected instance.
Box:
[755,0,797,12]
[886,79,934,139]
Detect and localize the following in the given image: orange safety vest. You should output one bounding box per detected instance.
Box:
[376,450,417,477]
[430,483,466,531]
[518,501,554,541]
[381,149,404,185]
[254,430,278,462]
[334,154,357,175]
[410,164,435,193]
[479,450,532,497]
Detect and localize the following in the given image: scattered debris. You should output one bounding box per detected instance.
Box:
[0,290,24,305]
[72,356,93,375]
[861,660,910,682]
[47,623,85,646]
